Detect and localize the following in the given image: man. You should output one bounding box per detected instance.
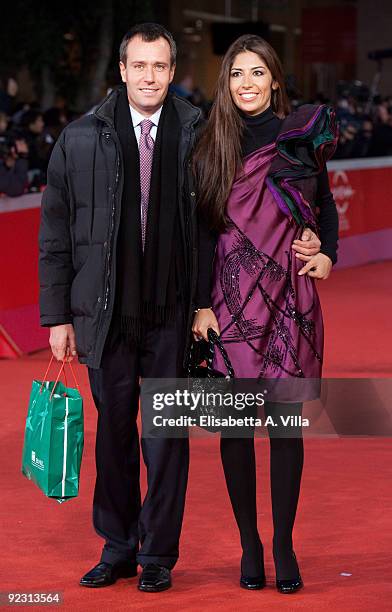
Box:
[39,23,202,593]
[0,136,29,196]
[39,22,321,593]
[20,109,46,171]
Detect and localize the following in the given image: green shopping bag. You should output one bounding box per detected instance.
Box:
[21,357,84,503]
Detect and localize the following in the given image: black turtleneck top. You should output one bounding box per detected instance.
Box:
[240,104,282,154]
[196,106,339,308]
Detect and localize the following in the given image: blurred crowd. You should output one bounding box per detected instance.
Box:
[333,94,392,159]
[0,78,76,198]
[1,75,392,198]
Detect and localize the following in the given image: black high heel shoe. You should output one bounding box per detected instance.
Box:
[240,543,266,590]
[274,550,303,594]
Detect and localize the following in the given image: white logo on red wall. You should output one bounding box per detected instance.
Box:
[331,171,355,232]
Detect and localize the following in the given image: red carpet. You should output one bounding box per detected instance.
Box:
[319,261,392,377]
[1,262,391,610]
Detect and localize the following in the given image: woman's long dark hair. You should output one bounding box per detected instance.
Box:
[193,35,290,232]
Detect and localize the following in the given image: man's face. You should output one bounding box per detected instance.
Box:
[119,35,175,116]
[30,115,44,134]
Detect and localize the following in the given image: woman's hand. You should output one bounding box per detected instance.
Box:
[298,253,332,280]
[291,228,321,262]
[192,308,220,341]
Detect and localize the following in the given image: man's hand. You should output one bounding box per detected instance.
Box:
[49,324,77,361]
[14,138,29,156]
[5,140,29,168]
[298,253,332,280]
[4,154,16,169]
[292,228,321,262]
[192,308,220,341]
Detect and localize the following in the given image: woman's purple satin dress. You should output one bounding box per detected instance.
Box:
[211,143,323,383]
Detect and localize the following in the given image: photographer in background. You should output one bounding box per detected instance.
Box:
[20,110,46,172]
[334,121,359,159]
[0,77,18,115]
[368,102,392,156]
[0,134,29,197]
[353,116,374,157]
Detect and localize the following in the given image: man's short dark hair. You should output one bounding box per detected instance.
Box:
[119,23,177,66]
[21,110,43,129]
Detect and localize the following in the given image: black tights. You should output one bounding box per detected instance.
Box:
[220,402,303,580]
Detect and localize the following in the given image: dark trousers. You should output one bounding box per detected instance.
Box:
[88,316,189,569]
[220,402,304,580]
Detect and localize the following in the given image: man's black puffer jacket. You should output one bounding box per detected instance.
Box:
[39,87,202,369]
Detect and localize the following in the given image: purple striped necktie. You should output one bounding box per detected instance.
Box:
[139,118,155,251]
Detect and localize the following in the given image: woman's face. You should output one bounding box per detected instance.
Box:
[229,51,277,116]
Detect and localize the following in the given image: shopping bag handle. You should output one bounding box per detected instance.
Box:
[40,355,80,400]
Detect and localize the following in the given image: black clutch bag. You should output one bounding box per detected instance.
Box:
[188,328,235,432]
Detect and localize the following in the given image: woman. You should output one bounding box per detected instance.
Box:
[192,35,338,594]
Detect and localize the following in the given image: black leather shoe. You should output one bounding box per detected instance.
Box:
[138,564,171,592]
[240,574,266,590]
[80,561,137,588]
[276,575,303,594]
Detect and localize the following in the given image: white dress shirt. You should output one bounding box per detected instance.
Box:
[129,104,163,146]
[129,104,163,222]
